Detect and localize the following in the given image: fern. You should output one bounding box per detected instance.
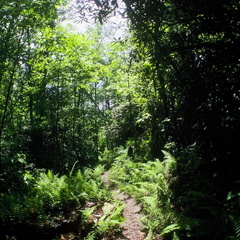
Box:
[107,150,182,238]
[162,150,176,174]
[141,196,158,210]
[172,232,180,240]
[81,205,97,221]
[83,200,124,239]
[83,231,97,240]
[229,215,240,239]
[97,201,124,232]
[0,164,113,231]
[161,223,180,236]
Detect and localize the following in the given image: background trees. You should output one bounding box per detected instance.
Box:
[0,0,133,189]
[0,0,66,194]
[83,0,240,238]
[0,0,239,238]
[0,1,96,184]
[0,2,134,237]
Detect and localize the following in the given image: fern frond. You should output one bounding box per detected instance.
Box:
[230,215,240,239]
[161,223,180,236]
[97,201,124,234]
[141,196,158,210]
[135,182,158,192]
[186,190,213,200]
[162,151,176,174]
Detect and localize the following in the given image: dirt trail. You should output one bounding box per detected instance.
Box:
[102,172,146,240]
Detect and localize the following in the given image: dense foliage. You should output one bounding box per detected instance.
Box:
[0,0,125,238]
[0,0,239,239]
[84,0,240,238]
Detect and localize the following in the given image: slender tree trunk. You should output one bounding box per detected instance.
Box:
[0,34,22,155]
[94,82,99,160]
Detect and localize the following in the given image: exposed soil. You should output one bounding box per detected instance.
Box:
[102,171,146,240]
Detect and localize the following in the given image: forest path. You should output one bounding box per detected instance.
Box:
[102,171,146,240]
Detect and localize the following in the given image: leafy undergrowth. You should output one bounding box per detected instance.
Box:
[0,163,124,240]
[106,147,240,240]
[2,148,239,239]
[80,200,124,240]
[107,148,183,240]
